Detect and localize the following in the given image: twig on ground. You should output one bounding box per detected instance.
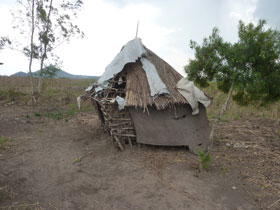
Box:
[72,151,94,164]
[49,202,60,210]
[15,149,32,156]
[0,186,8,191]
[0,202,40,209]
[267,198,280,209]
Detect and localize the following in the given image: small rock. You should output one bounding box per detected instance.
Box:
[233,142,251,149]
[226,143,231,147]
[233,142,245,148]
[232,186,237,190]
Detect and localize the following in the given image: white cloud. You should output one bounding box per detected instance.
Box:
[229,0,258,24]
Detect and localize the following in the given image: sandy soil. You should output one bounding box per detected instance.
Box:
[0,104,279,210]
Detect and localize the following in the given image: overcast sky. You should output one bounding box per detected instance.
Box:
[0,0,279,76]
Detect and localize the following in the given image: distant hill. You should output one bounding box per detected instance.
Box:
[10,70,99,80]
[11,71,29,77]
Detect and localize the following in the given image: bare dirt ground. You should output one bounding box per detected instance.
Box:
[0,102,279,209]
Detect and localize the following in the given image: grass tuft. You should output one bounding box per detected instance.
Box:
[0,136,10,150]
[197,149,212,170]
[34,112,41,117]
[0,136,8,145]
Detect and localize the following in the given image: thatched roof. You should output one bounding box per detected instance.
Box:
[125,47,188,110]
[89,38,212,112]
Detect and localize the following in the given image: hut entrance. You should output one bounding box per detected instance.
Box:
[91,67,137,150]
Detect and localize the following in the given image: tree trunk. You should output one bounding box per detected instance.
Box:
[37,55,44,93]
[28,0,35,96]
[218,81,234,121]
[210,81,234,140]
[37,0,53,94]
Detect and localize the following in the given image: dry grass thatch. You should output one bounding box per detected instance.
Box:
[125,47,188,110]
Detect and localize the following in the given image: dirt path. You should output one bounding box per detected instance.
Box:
[0,105,259,209]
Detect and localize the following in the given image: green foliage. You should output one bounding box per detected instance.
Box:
[0,136,9,150]
[23,44,40,58]
[33,0,84,61]
[45,109,76,120]
[34,109,75,120]
[74,157,82,163]
[66,110,75,116]
[187,28,233,90]
[46,111,63,120]
[219,115,229,122]
[197,149,212,170]
[185,20,280,106]
[0,136,8,145]
[13,0,84,93]
[34,112,41,117]
[39,65,59,78]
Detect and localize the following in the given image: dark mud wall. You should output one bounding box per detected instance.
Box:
[129,104,210,153]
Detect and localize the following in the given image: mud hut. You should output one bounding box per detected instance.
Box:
[86,38,212,153]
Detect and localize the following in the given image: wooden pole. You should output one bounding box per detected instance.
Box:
[135,21,139,38]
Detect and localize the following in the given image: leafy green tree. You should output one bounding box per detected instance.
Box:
[39,64,59,78]
[234,20,280,105]
[13,0,84,97]
[185,20,280,139]
[35,0,84,93]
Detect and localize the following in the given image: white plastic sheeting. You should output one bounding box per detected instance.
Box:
[176,78,211,115]
[97,38,146,86]
[77,96,81,109]
[110,96,125,110]
[116,96,125,110]
[141,57,170,99]
[85,85,93,92]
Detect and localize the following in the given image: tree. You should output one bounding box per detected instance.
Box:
[35,0,84,93]
[10,0,38,95]
[185,20,280,139]
[13,0,84,96]
[26,0,36,95]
